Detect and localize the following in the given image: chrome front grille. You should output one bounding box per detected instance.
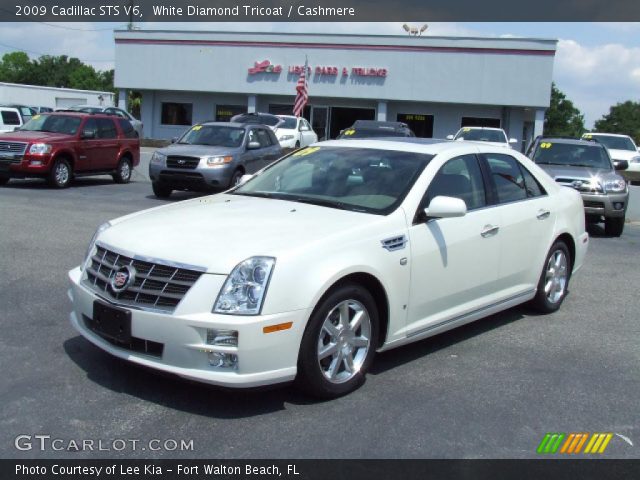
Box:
[166,156,201,169]
[0,141,28,162]
[84,244,205,312]
[555,177,603,194]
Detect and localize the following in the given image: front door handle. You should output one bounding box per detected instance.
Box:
[537,209,551,220]
[481,225,500,237]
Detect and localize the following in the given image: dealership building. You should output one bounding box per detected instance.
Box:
[114,30,557,150]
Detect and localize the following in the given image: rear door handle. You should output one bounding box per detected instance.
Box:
[537,209,551,220]
[481,225,500,237]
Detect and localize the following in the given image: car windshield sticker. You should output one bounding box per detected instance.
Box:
[343,129,355,136]
[463,127,471,132]
[191,125,202,131]
[32,114,40,120]
[292,146,321,157]
[540,142,553,149]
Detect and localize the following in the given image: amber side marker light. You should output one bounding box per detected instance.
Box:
[263,322,293,334]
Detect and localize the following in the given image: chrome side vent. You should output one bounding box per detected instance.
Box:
[381,235,408,252]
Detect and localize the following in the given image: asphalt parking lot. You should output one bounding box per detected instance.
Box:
[1,152,639,459]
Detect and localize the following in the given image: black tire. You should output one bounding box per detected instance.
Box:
[229,169,244,188]
[0,176,9,186]
[295,283,379,399]
[604,216,625,237]
[295,141,300,149]
[152,182,172,198]
[113,157,132,184]
[529,241,571,314]
[48,158,72,188]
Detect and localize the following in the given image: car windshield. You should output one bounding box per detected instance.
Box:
[338,128,405,139]
[455,129,506,143]
[533,142,611,170]
[178,125,245,147]
[278,117,297,129]
[232,146,433,215]
[589,135,636,151]
[234,114,281,127]
[21,114,82,134]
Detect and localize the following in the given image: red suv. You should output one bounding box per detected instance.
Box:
[0,112,140,188]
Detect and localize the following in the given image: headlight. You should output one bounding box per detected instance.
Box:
[205,156,233,166]
[603,178,627,193]
[150,151,166,165]
[29,143,52,155]
[631,156,640,164]
[81,222,112,272]
[279,135,295,141]
[213,257,275,315]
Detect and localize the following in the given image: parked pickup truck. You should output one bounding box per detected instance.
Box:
[0,111,140,188]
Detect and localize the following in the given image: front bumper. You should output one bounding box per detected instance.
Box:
[68,267,307,388]
[580,191,628,218]
[0,154,52,177]
[149,163,235,191]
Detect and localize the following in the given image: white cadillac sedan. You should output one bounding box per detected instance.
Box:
[68,139,588,398]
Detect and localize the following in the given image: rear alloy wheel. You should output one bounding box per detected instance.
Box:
[152,182,172,198]
[113,158,132,184]
[530,241,571,313]
[604,216,625,237]
[48,158,72,188]
[296,283,379,398]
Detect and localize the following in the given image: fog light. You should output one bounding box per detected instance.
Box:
[206,329,238,346]
[208,352,238,369]
[614,202,624,210]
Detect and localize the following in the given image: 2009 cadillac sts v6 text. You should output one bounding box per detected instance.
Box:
[68,139,588,398]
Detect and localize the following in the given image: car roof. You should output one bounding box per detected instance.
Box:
[537,137,605,147]
[584,132,631,138]
[199,121,256,129]
[458,126,504,131]
[352,120,409,129]
[42,111,115,118]
[315,138,513,155]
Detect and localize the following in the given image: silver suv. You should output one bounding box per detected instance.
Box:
[528,137,629,236]
[149,122,282,198]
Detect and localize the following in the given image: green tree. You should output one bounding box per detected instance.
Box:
[544,83,585,137]
[0,51,34,84]
[594,101,640,144]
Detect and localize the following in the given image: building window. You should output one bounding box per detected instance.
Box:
[216,105,245,122]
[161,102,192,125]
[397,113,434,138]
[461,117,501,128]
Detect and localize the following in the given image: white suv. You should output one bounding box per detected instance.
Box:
[0,107,23,132]
[448,127,518,149]
[582,133,640,184]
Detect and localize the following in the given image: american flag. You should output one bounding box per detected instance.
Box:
[293,58,309,117]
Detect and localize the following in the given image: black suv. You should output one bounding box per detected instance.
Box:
[337,120,415,139]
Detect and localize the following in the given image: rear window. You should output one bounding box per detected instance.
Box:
[455,128,506,143]
[117,119,138,138]
[1,110,21,125]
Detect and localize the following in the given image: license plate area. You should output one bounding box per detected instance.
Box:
[91,301,131,343]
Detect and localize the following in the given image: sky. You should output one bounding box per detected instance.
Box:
[0,21,639,128]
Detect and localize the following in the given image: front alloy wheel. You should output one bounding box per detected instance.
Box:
[296,283,378,398]
[48,158,72,188]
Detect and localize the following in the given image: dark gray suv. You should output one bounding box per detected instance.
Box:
[149,122,282,198]
[528,137,629,236]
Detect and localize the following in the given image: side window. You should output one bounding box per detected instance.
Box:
[247,129,258,145]
[256,129,272,148]
[96,118,117,139]
[518,163,546,198]
[114,109,129,119]
[423,154,487,211]
[485,153,527,203]
[117,119,137,138]
[82,118,98,138]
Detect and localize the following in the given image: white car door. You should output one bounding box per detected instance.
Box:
[406,154,502,336]
[300,119,317,147]
[482,152,557,295]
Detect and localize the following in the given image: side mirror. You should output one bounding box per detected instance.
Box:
[446,135,454,140]
[239,174,253,185]
[247,141,261,150]
[509,138,518,144]
[81,130,95,139]
[170,137,178,144]
[614,160,629,171]
[299,125,309,132]
[425,196,467,219]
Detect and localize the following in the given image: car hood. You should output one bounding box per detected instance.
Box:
[98,194,375,274]
[0,131,73,143]
[158,144,242,157]
[605,149,638,161]
[536,164,620,181]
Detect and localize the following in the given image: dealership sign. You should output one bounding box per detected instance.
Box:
[249,60,387,77]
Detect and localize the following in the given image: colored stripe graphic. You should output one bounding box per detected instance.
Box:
[538,433,614,454]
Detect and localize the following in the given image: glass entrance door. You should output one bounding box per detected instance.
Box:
[311,106,329,141]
